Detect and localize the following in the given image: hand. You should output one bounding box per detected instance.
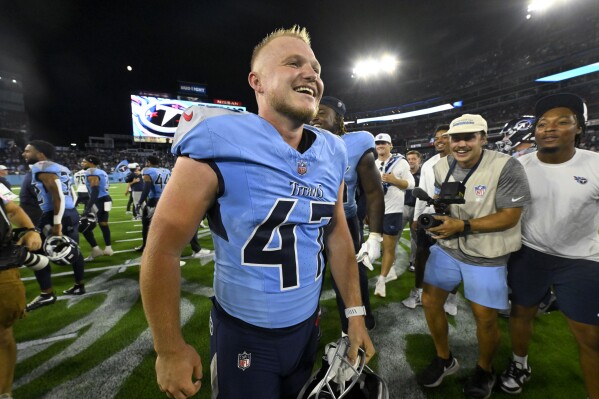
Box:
[16,230,42,251]
[356,233,382,270]
[156,344,202,399]
[346,317,375,366]
[51,224,62,237]
[427,216,463,239]
[135,203,142,216]
[381,173,394,184]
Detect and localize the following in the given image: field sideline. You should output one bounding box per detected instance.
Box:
[11,183,585,398]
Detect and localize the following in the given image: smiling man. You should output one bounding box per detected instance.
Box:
[501,94,599,399]
[141,26,374,399]
[417,114,530,399]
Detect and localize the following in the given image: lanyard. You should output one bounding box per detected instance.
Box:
[443,150,485,185]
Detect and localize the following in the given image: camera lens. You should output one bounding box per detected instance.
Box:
[23,251,49,271]
[417,213,442,229]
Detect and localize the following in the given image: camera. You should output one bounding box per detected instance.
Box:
[0,244,49,271]
[414,182,466,229]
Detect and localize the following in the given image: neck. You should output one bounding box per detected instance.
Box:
[457,150,482,169]
[259,110,306,149]
[378,153,391,162]
[537,147,576,164]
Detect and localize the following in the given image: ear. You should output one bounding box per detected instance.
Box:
[248,71,263,93]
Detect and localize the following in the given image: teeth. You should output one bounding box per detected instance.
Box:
[295,87,314,96]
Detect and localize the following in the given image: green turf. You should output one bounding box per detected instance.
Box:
[10,183,586,398]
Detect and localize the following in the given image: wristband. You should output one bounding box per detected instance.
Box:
[345,306,367,318]
[24,227,41,234]
[53,215,62,225]
[368,232,383,242]
[463,220,472,234]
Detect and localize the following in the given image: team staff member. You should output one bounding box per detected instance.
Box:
[417,114,530,399]
[404,150,422,272]
[124,163,143,220]
[500,94,599,399]
[311,95,384,333]
[141,26,374,399]
[22,140,87,310]
[81,156,113,260]
[0,198,42,399]
[374,133,414,298]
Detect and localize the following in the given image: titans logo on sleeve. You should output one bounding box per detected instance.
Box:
[173,106,348,328]
[31,161,75,212]
[341,131,376,218]
[143,167,171,200]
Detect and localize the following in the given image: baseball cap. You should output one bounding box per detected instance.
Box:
[0,165,7,170]
[319,96,346,117]
[374,133,392,144]
[445,114,488,135]
[534,93,588,122]
[128,163,139,169]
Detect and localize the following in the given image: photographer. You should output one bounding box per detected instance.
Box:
[0,197,43,399]
[416,114,530,399]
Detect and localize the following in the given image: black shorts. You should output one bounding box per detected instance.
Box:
[39,208,80,243]
[383,213,403,236]
[508,245,599,326]
[209,298,319,398]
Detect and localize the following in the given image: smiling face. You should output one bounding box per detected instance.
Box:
[249,36,323,125]
[449,131,487,168]
[434,129,450,155]
[535,107,581,155]
[375,141,392,158]
[311,104,338,133]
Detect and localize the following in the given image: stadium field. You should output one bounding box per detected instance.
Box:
[11,183,586,398]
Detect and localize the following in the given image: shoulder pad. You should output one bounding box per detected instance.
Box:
[174,105,247,147]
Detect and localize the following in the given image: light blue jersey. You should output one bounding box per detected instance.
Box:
[143,167,171,200]
[31,161,75,213]
[341,131,375,218]
[173,106,347,328]
[84,167,110,198]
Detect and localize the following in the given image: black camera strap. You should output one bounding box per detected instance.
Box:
[443,149,485,186]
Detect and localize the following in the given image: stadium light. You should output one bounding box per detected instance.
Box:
[527,0,556,12]
[356,103,458,124]
[352,54,398,78]
[536,62,599,82]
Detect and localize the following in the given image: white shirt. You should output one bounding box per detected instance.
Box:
[519,149,599,262]
[73,170,88,193]
[375,155,414,214]
[413,153,441,221]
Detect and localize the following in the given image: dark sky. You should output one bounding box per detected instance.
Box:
[0,0,592,145]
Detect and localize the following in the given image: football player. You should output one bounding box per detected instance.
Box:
[80,155,113,260]
[22,140,87,311]
[311,96,384,333]
[140,26,374,399]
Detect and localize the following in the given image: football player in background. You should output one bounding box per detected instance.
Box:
[124,163,143,220]
[80,155,113,260]
[72,167,89,209]
[141,26,374,399]
[500,94,599,399]
[311,95,384,333]
[22,140,86,310]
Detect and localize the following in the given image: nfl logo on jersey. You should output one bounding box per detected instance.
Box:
[238,352,251,371]
[297,160,308,176]
[474,185,487,197]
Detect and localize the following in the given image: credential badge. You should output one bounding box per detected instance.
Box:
[238,351,251,371]
[297,160,308,176]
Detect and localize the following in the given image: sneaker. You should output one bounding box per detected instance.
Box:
[500,359,531,394]
[418,354,460,387]
[402,288,422,309]
[408,262,415,272]
[385,267,398,282]
[84,246,103,261]
[103,246,114,256]
[463,365,496,399]
[444,293,458,316]
[374,277,386,297]
[26,292,57,312]
[125,210,132,215]
[63,284,86,295]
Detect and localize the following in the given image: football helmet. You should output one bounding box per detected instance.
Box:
[298,337,388,399]
[79,213,98,234]
[495,116,536,153]
[43,235,81,265]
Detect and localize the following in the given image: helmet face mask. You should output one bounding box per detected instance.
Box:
[298,338,388,399]
[43,236,81,265]
[79,213,98,234]
[496,116,536,153]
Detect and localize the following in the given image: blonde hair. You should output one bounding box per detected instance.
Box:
[251,25,311,69]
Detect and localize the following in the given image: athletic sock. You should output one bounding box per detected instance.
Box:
[513,353,528,368]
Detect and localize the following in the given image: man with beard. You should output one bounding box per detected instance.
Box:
[140,26,374,399]
[311,95,384,333]
[500,94,599,399]
[22,140,86,310]
[416,115,530,399]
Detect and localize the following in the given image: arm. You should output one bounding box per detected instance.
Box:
[382,159,415,190]
[38,172,64,236]
[356,152,384,234]
[5,201,42,251]
[85,175,100,214]
[326,183,375,365]
[427,207,523,239]
[138,175,152,205]
[140,156,216,398]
